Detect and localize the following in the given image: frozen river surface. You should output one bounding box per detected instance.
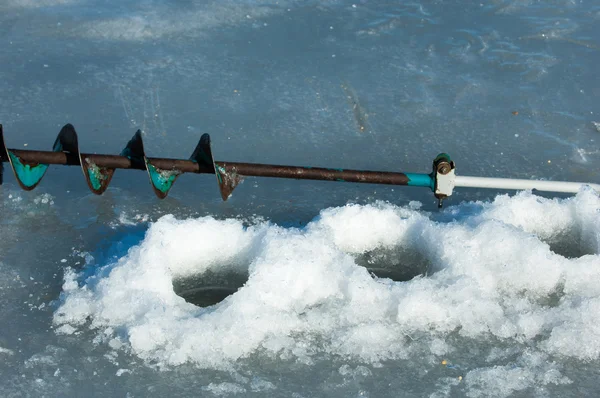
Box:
[1,1,600,397]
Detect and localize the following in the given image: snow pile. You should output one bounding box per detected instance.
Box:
[54,189,600,394]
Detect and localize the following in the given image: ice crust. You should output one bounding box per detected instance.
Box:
[4,0,77,8]
[54,190,600,389]
[61,1,294,42]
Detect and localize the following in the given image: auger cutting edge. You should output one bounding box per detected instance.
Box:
[1,123,599,207]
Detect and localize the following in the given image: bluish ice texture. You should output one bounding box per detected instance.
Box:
[0,1,599,397]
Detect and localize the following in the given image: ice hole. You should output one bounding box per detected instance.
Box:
[477,190,600,260]
[355,246,434,282]
[543,229,598,259]
[173,270,248,307]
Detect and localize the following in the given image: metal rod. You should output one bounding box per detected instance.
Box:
[9,150,204,172]
[216,162,414,185]
[454,175,600,194]
[5,149,421,185]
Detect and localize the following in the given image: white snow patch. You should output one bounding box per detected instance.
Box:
[55,324,77,335]
[0,347,14,356]
[466,351,571,398]
[116,369,131,377]
[53,189,600,388]
[202,382,247,396]
[250,378,276,392]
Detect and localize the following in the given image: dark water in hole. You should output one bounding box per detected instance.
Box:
[173,270,249,307]
[178,286,240,307]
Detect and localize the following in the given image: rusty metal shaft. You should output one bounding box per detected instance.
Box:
[7,149,412,185]
[0,124,431,201]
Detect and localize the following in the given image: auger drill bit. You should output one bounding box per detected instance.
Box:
[1,124,599,207]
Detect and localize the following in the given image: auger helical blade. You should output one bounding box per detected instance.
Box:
[122,131,182,199]
[2,125,53,191]
[214,162,244,202]
[56,123,114,195]
[120,130,145,163]
[190,133,215,173]
[190,133,243,201]
[52,123,101,195]
[53,124,79,153]
[80,154,116,195]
